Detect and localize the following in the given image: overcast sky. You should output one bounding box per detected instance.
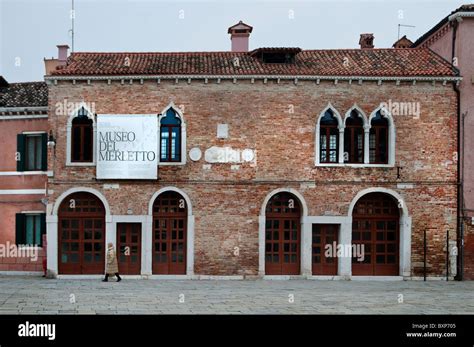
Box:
[0,0,465,82]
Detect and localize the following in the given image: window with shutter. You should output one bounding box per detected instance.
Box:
[15,213,46,247]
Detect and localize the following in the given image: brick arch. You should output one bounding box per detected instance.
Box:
[52,187,111,217]
[348,187,408,217]
[259,188,308,217]
[148,186,193,216]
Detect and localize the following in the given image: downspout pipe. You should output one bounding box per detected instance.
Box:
[450,18,463,281]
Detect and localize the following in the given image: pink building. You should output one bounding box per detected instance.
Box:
[413,4,474,279]
[0,76,48,273]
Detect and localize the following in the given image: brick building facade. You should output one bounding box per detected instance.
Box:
[412,4,474,279]
[40,23,460,278]
[0,77,48,273]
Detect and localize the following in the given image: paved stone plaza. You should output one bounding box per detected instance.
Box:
[0,276,472,314]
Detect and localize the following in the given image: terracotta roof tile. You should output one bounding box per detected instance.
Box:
[49,48,457,77]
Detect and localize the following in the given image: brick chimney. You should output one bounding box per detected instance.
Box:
[57,44,69,62]
[359,33,374,49]
[44,44,70,75]
[228,21,253,52]
[392,35,413,49]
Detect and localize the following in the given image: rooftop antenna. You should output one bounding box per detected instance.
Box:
[69,0,75,52]
[398,24,415,40]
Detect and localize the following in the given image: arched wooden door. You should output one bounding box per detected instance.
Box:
[265,192,301,275]
[152,191,187,274]
[352,192,400,276]
[58,192,106,274]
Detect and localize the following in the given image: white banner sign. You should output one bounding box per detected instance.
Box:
[96,114,158,179]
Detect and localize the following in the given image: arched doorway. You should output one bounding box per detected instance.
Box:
[265,192,301,275]
[352,192,400,276]
[152,191,187,274]
[58,192,106,274]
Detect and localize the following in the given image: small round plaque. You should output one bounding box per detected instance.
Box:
[242,149,254,162]
[189,147,202,161]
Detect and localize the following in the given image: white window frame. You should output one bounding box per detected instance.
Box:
[315,104,395,168]
[343,105,369,165]
[158,102,187,166]
[367,106,396,167]
[66,103,96,166]
[315,103,344,166]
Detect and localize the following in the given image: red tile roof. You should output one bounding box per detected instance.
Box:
[50,48,457,77]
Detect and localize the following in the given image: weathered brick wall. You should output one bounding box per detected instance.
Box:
[46,79,458,276]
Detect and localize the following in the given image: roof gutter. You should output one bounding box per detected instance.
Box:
[448,11,474,21]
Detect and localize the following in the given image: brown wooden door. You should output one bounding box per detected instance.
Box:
[265,193,301,275]
[352,193,399,276]
[152,192,187,274]
[312,224,338,275]
[117,223,141,275]
[58,193,105,274]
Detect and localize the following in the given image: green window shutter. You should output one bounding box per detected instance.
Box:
[39,213,46,247]
[16,134,26,171]
[41,133,48,171]
[15,213,26,245]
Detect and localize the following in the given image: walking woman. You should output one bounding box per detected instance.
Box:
[103,243,122,282]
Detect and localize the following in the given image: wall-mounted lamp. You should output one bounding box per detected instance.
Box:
[47,130,56,148]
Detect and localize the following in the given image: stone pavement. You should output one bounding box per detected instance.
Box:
[0,276,473,314]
